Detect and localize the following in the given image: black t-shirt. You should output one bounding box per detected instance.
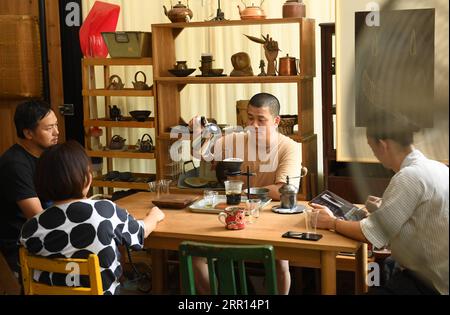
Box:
[0,144,41,241]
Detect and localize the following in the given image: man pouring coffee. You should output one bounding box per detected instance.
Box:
[188,92,303,295]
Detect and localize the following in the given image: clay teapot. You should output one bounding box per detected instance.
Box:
[132,71,150,90]
[136,134,154,152]
[163,1,193,23]
[238,0,266,20]
[109,105,122,121]
[107,75,124,90]
[109,135,126,150]
[282,0,306,18]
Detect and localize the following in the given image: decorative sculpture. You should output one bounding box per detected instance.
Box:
[258,59,267,76]
[245,34,280,76]
[230,52,254,76]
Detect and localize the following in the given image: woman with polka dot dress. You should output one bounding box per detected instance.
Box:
[19,141,165,295]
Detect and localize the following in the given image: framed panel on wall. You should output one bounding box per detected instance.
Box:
[336,0,449,163]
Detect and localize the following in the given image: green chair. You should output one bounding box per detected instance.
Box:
[179,241,278,295]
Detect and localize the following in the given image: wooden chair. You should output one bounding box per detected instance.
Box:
[0,250,21,295]
[179,241,278,295]
[19,247,103,295]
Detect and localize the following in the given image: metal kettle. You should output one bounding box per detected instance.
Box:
[163,1,193,23]
[238,0,266,20]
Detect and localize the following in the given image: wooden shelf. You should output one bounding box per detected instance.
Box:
[87,148,155,159]
[85,118,155,128]
[153,16,317,199]
[82,89,153,97]
[83,57,152,66]
[154,75,312,84]
[152,18,313,29]
[92,172,156,190]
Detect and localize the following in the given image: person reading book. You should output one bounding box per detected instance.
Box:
[311,111,449,295]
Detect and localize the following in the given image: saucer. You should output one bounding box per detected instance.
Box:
[272,204,306,214]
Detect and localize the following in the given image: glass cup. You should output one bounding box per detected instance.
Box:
[148,181,161,198]
[203,190,218,207]
[159,179,172,195]
[304,208,319,235]
[224,180,244,205]
[246,199,261,224]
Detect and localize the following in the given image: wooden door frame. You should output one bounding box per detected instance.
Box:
[44,0,66,141]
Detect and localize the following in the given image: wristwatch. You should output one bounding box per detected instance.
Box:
[330,218,342,232]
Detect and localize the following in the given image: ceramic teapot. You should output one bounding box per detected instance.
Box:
[282,0,306,18]
[107,75,125,90]
[136,134,154,152]
[109,105,122,121]
[163,1,193,23]
[238,0,266,20]
[109,135,126,150]
[132,71,150,90]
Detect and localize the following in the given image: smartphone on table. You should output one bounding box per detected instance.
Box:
[282,231,323,241]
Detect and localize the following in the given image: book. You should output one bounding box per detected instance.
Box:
[309,190,368,221]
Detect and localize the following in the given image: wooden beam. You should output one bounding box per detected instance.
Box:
[44,0,66,141]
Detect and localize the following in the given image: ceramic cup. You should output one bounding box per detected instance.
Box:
[218,206,246,230]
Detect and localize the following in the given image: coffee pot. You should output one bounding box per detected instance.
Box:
[282,0,306,18]
[132,71,150,90]
[107,75,124,90]
[109,105,122,121]
[109,135,126,150]
[136,134,154,152]
[278,54,299,76]
[238,0,266,20]
[163,1,193,23]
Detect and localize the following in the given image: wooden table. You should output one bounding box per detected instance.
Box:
[117,192,367,295]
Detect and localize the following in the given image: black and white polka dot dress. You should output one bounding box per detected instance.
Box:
[19,199,145,295]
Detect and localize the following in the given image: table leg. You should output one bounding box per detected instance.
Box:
[321,251,336,295]
[151,249,165,294]
[355,244,368,294]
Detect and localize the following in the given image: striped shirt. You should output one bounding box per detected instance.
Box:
[360,150,449,294]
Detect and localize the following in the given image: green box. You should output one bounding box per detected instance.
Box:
[101,32,152,58]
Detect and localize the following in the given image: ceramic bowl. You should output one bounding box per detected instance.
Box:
[249,187,270,202]
[168,68,196,77]
[129,110,151,122]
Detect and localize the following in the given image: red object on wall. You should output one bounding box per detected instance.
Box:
[79,1,120,57]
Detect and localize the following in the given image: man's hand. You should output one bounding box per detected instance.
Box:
[310,203,336,230]
[188,116,203,132]
[365,195,382,213]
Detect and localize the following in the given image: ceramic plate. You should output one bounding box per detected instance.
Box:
[184,177,210,188]
[272,204,306,214]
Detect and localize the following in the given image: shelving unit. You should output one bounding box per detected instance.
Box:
[82,57,156,192]
[152,18,317,200]
[320,23,392,203]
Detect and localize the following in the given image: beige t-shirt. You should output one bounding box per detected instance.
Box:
[213,131,302,189]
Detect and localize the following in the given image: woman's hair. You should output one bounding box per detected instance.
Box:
[366,110,421,147]
[35,141,91,202]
